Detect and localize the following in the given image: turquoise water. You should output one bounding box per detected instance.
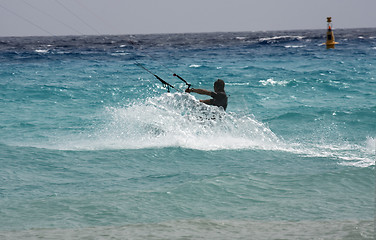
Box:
[0,29,375,239]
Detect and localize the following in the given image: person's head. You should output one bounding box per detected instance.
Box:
[214,79,225,92]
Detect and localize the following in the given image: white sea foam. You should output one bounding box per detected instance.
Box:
[284,45,305,48]
[259,35,305,42]
[365,136,375,153]
[35,49,49,53]
[304,142,374,168]
[259,78,289,86]
[189,64,201,68]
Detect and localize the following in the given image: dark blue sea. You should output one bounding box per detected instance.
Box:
[0,29,375,239]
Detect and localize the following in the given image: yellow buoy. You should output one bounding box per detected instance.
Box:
[325,17,338,49]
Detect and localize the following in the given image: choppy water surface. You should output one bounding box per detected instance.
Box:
[0,29,375,239]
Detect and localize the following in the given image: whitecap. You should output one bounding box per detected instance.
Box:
[259,35,305,42]
[189,64,201,68]
[365,137,375,154]
[111,52,130,56]
[284,45,305,48]
[35,49,48,53]
[259,78,289,86]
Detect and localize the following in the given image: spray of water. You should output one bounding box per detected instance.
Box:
[89,93,281,151]
[30,92,374,167]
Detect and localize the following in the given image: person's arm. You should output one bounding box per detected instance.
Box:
[185,88,212,96]
[199,99,212,104]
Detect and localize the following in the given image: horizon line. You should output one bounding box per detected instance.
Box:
[1,27,375,39]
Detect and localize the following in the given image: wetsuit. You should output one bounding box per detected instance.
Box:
[210,91,228,110]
